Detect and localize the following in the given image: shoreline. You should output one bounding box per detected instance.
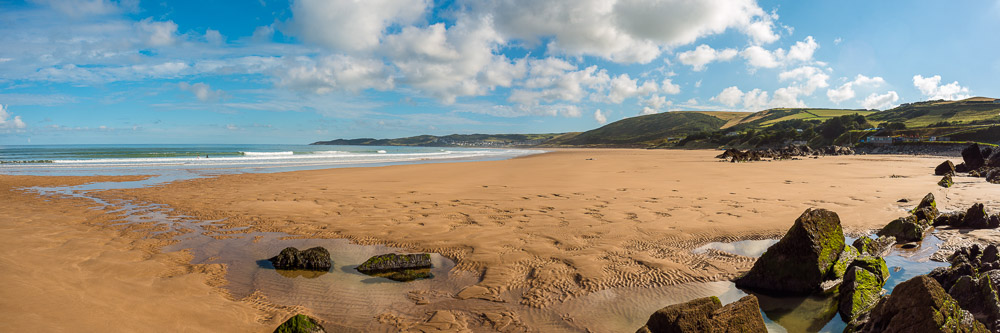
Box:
[3,149,996,331]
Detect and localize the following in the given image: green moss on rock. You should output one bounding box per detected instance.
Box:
[877,216,926,243]
[828,246,860,281]
[939,174,955,188]
[274,314,325,333]
[838,257,889,321]
[851,275,988,332]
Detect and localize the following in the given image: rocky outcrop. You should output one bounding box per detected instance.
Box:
[635,295,766,333]
[877,193,937,242]
[734,208,845,295]
[938,174,954,188]
[274,314,326,333]
[839,256,889,321]
[853,236,896,257]
[927,244,1000,331]
[851,275,988,332]
[268,247,333,271]
[963,143,987,170]
[963,203,994,229]
[715,145,854,163]
[936,160,957,176]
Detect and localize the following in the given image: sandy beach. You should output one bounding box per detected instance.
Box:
[3,149,996,332]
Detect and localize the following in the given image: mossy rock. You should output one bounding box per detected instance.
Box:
[948,275,1000,330]
[636,295,767,333]
[274,314,325,333]
[828,246,860,281]
[357,253,432,273]
[268,247,332,271]
[851,275,988,332]
[877,216,926,243]
[734,208,845,295]
[839,265,884,321]
[853,236,896,257]
[939,174,955,188]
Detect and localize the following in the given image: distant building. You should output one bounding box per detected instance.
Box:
[864,136,895,144]
[994,99,1000,104]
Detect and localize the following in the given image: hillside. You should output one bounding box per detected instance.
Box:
[541,111,732,147]
[725,108,876,129]
[867,97,1000,127]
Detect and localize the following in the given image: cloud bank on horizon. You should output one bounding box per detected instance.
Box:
[0,0,997,143]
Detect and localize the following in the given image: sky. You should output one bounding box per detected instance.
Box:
[1,0,999,144]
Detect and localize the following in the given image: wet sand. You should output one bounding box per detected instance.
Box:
[3,149,996,332]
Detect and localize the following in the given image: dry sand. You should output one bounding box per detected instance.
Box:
[0,176,293,332]
[3,149,996,332]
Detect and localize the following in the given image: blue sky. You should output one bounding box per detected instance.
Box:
[1,0,998,144]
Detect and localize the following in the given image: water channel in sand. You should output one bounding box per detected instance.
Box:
[25,173,951,332]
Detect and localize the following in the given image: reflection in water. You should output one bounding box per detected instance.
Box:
[752,292,841,333]
[692,239,779,257]
[359,268,434,282]
[256,259,331,279]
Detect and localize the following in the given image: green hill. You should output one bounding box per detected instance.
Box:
[867,97,1000,127]
[541,111,732,147]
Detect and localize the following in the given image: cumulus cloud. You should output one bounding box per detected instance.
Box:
[740,36,818,69]
[861,91,899,110]
[0,104,27,130]
[594,109,607,124]
[826,74,885,104]
[777,65,828,94]
[786,36,818,62]
[278,55,394,94]
[178,82,226,102]
[711,85,805,111]
[677,44,738,71]
[290,0,430,52]
[913,75,971,100]
[136,18,178,47]
[714,86,744,107]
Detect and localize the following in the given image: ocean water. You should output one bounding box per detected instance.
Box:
[0,144,541,177]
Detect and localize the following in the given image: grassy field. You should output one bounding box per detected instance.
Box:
[757,109,877,126]
[867,101,1000,128]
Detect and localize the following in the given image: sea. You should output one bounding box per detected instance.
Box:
[0,144,541,177]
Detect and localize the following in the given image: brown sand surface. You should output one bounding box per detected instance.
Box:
[86,149,996,331]
[0,175,288,332]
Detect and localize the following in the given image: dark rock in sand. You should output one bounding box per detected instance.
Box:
[357,253,433,273]
[851,275,988,332]
[635,295,766,333]
[938,174,954,188]
[987,169,1000,184]
[911,193,939,222]
[734,208,845,295]
[897,198,909,203]
[983,245,999,264]
[934,212,965,227]
[957,162,972,173]
[962,203,992,229]
[274,314,326,333]
[964,143,987,170]
[936,160,957,176]
[877,216,928,243]
[839,256,889,321]
[852,236,896,257]
[268,247,333,271]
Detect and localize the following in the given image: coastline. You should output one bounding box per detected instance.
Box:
[3,149,996,331]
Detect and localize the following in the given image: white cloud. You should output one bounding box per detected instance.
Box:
[204,29,224,44]
[826,74,885,104]
[594,109,607,124]
[740,45,783,68]
[677,44,738,71]
[509,59,610,107]
[777,66,828,94]
[913,74,971,100]
[136,18,178,47]
[278,55,395,94]
[28,0,136,17]
[0,105,27,130]
[742,14,780,44]
[290,0,430,52]
[861,91,899,110]
[740,36,818,69]
[178,82,226,102]
[714,86,744,107]
[660,79,681,95]
[786,36,818,62]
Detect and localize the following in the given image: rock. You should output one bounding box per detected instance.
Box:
[963,203,991,229]
[957,162,972,173]
[938,174,954,188]
[936,160,957,176]
[635,295,766,333]
[268,247,333,271]
[911,193,939,222]
[964,143,987,170]
[274,314,326,333]
[734,208,845,295]
[935,212,965,227]
[829,246,861,282]
[987,169,1000,184]
[356,253,434,281]
[897,198,910,203]
[877,216,927,243]
[839,257,889,321]
[948,276,1000,330]
[992,215,1000,229]
[988,149,1000,167]
[853,236,896,257]
[983,245,999,264]
[852,275,988,332]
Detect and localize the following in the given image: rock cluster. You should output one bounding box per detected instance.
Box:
[933,203,1000,229]
[635,295,766,333]
[928,244,1000,331]
[937,143,1000,186]
[268,247,333,271]
[716,145,854,163]
[876,193,938,242]
[850,275,988,332]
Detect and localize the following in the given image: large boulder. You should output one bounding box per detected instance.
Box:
[852,275,988,332]
[962,203,992,229]
[964,143,987,170]
[635,295,766,333]
[839,256,889,321]
[828,246,861,282]
[734,208,845,295]
[936,160,957,176]
[853,236,896,257]
[274,314,326,333]
[948,276,1000,331]
[877,216,928,243]
[268,247,333,271]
